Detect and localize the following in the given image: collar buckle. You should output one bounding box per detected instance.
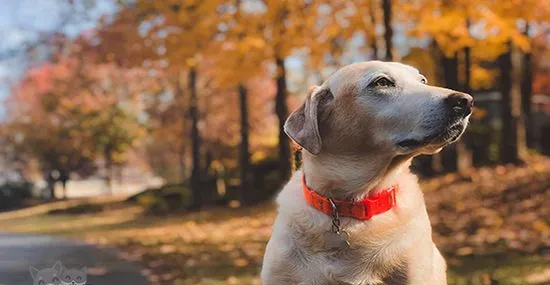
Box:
[328,198,351,247]
[328,198,341,234]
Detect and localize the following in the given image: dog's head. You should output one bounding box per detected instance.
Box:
[285,61,473,158]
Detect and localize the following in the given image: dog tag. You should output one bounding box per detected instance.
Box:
[324,231,351,249]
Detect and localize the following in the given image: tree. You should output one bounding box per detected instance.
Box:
[4,42,145,199]
[486,0,545,163]
[404,0,477,172]
[144,76,188,182]
[382,0,393,60]
[223,0,254,204]
[488,0,550,151]
[403,0,539,168]
[204,0,277,204]
[188,65,202,208]
[5,60,95,198]
[368,0,380,59]
[85,6,184,182]
[521,24,534,148]
[238,83,251,203]
[498,41,526,164]
[246,0,326,181]
[132,0,225,209]
[274,56,290,180]
[98,1,281,206]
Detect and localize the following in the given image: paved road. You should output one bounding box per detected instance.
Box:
[0,233,149,285]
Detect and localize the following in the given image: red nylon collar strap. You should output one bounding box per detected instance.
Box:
[302,175,397,220]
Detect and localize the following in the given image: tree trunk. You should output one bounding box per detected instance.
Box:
[521,24,535,148]
[443,52,460,91]
[49,183,56,200]
[61,180,67,199]
[189,66,202,209]
[456,33,473,172]
[179,147,186,183]
[60,171,69,199]
[176,71,187,183]
[464,48,472,96]
[104,150,113,195]
[275,56,291,181]
[499,41,526,164]
[238,83,251,205]
[367,0,378,60]
[382,0,393,61]
[46,172,56,200]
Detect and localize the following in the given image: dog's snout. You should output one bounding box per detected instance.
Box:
[445,92,473,117]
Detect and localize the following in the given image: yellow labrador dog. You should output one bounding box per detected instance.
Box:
[261,61,473,285]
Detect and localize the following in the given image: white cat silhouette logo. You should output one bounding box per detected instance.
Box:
[30,261,88,285]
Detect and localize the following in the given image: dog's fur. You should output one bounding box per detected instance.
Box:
[261,61,472,285]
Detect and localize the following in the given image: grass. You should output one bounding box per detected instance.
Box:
[0,157,549,285]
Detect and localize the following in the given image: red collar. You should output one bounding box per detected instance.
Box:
[302,175,397,220]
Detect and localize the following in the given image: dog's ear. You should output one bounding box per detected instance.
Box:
[284,86,334,155]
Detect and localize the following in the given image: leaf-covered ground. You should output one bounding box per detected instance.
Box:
[0,157,549,285]
[422,155,550,285]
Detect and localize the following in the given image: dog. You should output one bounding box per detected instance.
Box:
[261,61,473,285]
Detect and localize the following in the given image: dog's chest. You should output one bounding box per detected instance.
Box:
[320,240,407,285]
[289,226,407,285]
[288,213,412,285]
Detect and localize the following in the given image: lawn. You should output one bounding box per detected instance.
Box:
[0,157,549,285]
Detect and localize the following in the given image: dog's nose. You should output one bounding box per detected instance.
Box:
[445,92,473,117]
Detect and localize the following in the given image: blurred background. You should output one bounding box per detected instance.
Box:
[0,0,549,284]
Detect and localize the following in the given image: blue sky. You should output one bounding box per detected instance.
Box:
[0,0,115,116]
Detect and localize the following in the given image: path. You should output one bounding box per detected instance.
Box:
[0,233,149,285]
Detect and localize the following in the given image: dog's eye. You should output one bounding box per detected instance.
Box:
[371,77,394,88]
[420,77,427,84]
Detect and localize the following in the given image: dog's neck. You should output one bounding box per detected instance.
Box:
[301,151,412,200]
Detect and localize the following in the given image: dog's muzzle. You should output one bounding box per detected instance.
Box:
[397,92,474,149]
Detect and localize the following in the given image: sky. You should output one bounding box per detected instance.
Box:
[0,0,116,117]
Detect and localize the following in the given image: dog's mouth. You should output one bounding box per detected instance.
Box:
[397,120,468,150]
[396,138,424,149]
[432,123,466,144]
